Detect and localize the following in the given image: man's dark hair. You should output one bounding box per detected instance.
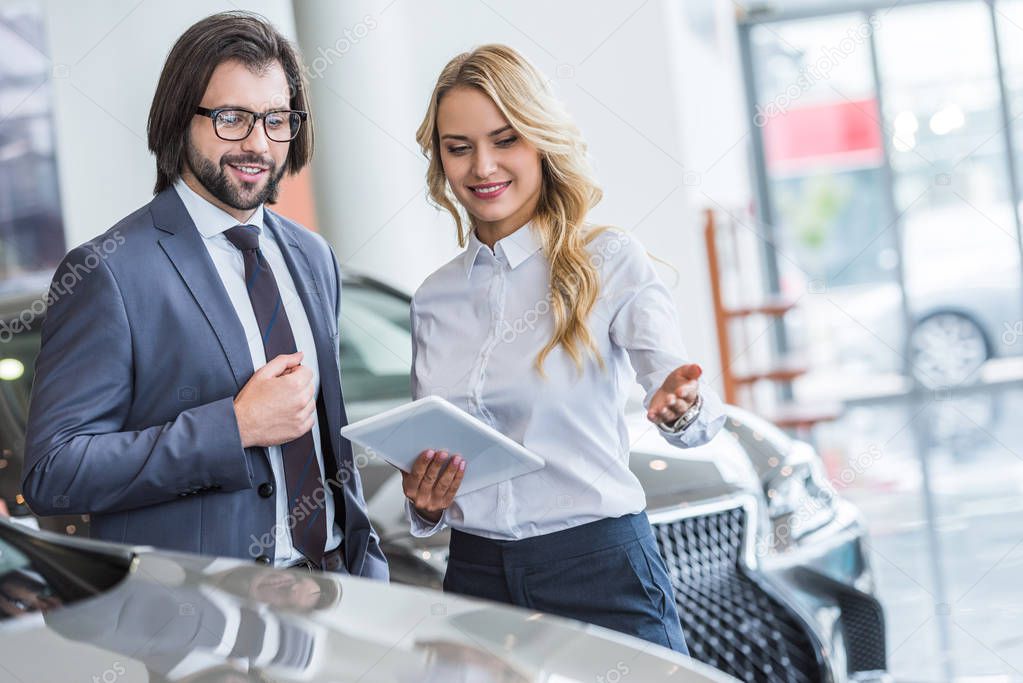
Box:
[147,11,313,194]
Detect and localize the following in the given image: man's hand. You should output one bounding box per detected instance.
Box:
[401,450,466,523]
[234,352,315,448]
[647,363,702,427]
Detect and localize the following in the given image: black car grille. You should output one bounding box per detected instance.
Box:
[838,588,887,673]
[652,504,824,683]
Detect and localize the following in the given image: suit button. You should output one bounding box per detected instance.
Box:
[255,555,271,565]
[258,482,274,498]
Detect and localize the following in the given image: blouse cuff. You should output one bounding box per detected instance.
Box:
[655,381,728,448]
[405,498,447,538]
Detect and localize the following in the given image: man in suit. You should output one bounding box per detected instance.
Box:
[21,11,387,579]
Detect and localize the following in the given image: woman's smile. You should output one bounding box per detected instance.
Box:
[468,180,512,200]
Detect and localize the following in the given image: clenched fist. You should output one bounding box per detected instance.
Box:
[234,352,316,448]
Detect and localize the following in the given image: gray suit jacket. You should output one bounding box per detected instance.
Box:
[21,187,388,580]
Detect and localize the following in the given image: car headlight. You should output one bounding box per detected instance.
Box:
[765,449,838,549]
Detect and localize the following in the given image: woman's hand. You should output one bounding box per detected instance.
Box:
[401,449,466,523]
[647,363,702,427]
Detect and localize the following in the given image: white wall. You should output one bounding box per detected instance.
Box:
[292,0,753,389]
[36,0,297,248]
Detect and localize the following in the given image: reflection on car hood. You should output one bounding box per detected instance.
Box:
[0,527,736,682]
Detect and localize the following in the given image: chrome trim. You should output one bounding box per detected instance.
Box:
[850,671,894,683]
[761,499,867,571]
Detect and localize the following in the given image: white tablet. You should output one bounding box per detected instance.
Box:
[339,395,546,495]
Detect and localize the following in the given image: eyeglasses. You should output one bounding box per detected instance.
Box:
[195,106,308,142]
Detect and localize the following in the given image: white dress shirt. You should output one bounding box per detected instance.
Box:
[174,179,342,565]
[407,223,727,540]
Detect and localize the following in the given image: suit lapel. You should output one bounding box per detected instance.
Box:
[151,188,254,390]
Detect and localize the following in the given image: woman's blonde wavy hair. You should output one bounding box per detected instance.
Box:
[416,44,607,375]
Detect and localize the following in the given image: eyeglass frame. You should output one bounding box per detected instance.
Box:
[194,106,308,142]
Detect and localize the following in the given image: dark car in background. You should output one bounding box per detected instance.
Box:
[0,272,889,683]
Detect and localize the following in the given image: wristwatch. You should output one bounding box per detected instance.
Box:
[665,393,703,433]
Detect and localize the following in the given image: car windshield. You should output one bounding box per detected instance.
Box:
[0,521,133,621]
[721,406,795,477]
[338,283,412,404]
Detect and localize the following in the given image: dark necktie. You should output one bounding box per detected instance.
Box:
[223,224,327,566]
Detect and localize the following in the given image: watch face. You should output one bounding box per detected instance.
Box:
[676,396,702,430]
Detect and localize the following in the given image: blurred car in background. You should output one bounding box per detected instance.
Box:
[785,205,1020,451]
[0,272,889,683]
[790,203,1022,392]
[819,269,1019,391]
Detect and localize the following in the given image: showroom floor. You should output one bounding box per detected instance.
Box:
[819,386,1023,682]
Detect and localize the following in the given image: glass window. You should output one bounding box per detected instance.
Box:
[745,4,1023,681]
[750,13,905,389]
[0,2,66,283]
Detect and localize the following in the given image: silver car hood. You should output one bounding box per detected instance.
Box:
[0,523,736,683]
[623,412,762,510]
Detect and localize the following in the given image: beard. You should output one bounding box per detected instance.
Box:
[185,139,285,210]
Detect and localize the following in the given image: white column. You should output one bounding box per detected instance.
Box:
[292,0,454,294]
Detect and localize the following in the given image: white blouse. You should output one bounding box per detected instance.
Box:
[406,223,726,540]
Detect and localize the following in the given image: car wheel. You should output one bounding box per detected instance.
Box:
[923,393,1000,451]
[908,311,990,388]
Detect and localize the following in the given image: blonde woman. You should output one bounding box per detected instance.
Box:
[400,44,726,653]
